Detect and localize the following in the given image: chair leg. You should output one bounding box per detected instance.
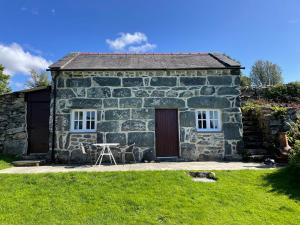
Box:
[122,153,126,164]
[132,153,136,163]
[99,154,104,165]
[68,151,72,164]
[95,152,102,166]
[109,154,112,164]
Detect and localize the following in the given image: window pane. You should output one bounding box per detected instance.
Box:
[91,111,95,120]
[209,111,213,119]
[198,112,202,119]
[74,121,78,130]
[210,120,214,129]
[79,121,83,129]
[74,112,78,120]
[79,112,83,120]
[203,120,207,128]
[198,121,202,129]
[214,120,219,129]
[202,111,206,120]
[86,111,90,120]
[214,111,218,119]
[86,121,90,129]
[91,121,95,129]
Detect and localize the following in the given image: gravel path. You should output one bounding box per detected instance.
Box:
[0,162,275,174]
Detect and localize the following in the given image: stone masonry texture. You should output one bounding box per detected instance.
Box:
[51,69,243,162]
[0,93,27,155]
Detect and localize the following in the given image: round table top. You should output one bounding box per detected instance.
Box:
[92,143,119,147]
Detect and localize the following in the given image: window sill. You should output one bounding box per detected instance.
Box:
[196,129,223,133]
[69,130,97,134]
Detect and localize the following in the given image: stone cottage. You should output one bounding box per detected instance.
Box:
[48,53,243,162]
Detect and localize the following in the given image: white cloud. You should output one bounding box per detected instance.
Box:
[0,43,52,76]
[106,32,156,52]
[128,43,157,53]
[20,6,39,15]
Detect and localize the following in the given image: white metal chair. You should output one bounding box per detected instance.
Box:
[118,143,136,164]
[81,143,99,164]
[68,143,95,164]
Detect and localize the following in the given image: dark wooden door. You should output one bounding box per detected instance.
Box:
[26,89,50,154]
[155,109,179,157]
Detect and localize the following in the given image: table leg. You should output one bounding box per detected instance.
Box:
[108,147,117,165]
[95,147,103,166]
[99,146,106,165]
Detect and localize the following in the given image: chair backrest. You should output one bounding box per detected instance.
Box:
[126,143,135,153]
[80,143,87,154]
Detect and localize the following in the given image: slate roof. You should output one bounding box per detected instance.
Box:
[0,86,50,96]
[49,52,242,70]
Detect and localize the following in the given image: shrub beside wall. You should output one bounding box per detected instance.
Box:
[241,82,300,106]
[264,82,300,103]
[289,140,300,174]
[241,101,300,157]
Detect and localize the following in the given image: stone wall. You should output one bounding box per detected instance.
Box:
[51,69,243,162]
[257,107,299,150]
[0,92,27,155]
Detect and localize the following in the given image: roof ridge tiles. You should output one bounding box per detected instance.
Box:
[73,52,211,55]
[48,52,242,70]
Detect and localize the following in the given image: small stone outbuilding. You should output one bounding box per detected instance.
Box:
[48,53,243,162]
[0,87,51,156]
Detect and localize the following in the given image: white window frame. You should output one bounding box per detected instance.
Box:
[195,109,222,132]
[70,109,97,133]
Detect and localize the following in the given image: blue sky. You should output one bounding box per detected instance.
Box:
[1,0,299,91]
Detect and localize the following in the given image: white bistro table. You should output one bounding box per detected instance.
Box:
[92,143,119,165]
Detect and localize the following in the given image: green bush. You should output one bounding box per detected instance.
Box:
[286,82,300,97]
[264,82,300,102]
[271,105,288,118]
[240,75,251,87]
[287,120,300,145]
[289,141,300,174]
[241,101,262,114]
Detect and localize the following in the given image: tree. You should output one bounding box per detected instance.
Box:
[240,75,251,87]
[0,65,11,95]
[250,60,283,87]
[26,69,50,88]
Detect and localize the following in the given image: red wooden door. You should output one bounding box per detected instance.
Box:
[155,109,179,157]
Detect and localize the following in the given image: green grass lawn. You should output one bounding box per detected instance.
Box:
[0,169,299,225]
[0,154,15,170]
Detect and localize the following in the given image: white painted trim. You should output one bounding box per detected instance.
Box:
[195,109,222,132]
[70,109,97,133]
[156,156,178,159]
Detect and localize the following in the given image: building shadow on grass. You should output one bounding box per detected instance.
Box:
[263,167,300,201]
[0,154,17,163]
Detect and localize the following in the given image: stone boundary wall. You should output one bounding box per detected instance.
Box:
[0,92,27,155]
[257,107,299,150]
[51,69,243,162]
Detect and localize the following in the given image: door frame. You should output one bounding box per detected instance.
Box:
[154,108,180,158]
